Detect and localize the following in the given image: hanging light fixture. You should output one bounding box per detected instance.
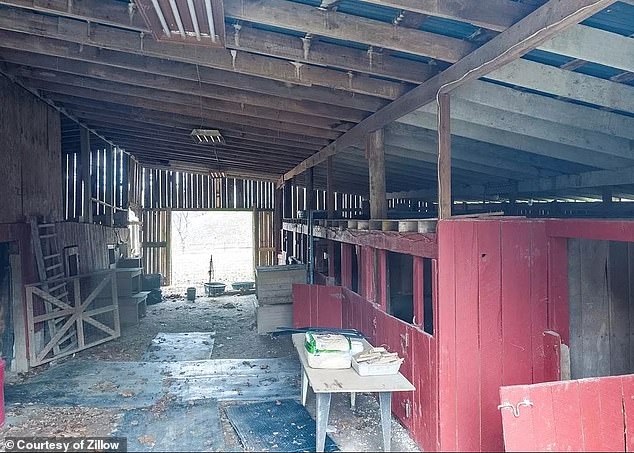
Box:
[190,129,225,144]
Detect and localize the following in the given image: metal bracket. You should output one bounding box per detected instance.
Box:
[497,399,533,417]
[401,399,411,418]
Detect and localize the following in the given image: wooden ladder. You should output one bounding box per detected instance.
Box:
[30,220,78,355]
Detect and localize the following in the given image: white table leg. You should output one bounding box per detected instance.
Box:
[315,392,332,453]
[301,367,309,406]
[350,392,356,409]
[378,392,392,452]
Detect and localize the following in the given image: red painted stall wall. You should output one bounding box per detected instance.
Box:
[437,219,550,452]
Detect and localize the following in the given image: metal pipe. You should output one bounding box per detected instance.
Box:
[168,0,186,39]
[204,0,217,42]
[186,0,201,41]
[150,0,171,37]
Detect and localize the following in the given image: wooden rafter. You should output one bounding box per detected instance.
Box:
[281,0,619,183]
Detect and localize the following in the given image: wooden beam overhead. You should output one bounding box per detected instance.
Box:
[0,30,384,115]
[281,0,619,182]
[0,0,149,31]
[403,97,634,159]
[0,6,408,99]
[397,110,633,170]
[55,101,334,147]
[13,67,354,132]
[228,24,439,84]
[224,0,475,63]
[358,0,533,32]
[32,87,344,140]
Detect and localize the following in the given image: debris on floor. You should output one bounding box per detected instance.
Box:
[1,293,420,452]
[113,399,224,452]
[142,332,216,362]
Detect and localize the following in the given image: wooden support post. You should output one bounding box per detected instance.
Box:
[10,254,28,372]
[437,93,452,219]
[274,187,283,256]
[366,128,387,219]
[602,187,613,205]
[307,167,316,211]
[283,181,293,219]
[80,127,92,223]
[326,156,335,219]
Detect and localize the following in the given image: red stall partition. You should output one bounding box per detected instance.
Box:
[436,219,550,452]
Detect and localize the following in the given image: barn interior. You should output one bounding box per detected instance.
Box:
[1,0,634,451]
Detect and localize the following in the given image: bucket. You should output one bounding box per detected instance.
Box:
[204,282,226,297]
[186,287,196,301]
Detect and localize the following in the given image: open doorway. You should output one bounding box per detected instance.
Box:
[170,211,254,292]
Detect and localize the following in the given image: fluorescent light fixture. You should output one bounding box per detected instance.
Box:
[204,0,217,42]
[150,0,171,37]
[190,129,225,144]
[186,0,202,41]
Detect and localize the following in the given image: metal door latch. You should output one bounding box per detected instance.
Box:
[497,399,533,417]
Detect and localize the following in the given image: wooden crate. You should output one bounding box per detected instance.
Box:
[255,264,307,305]
[256,304,293,335]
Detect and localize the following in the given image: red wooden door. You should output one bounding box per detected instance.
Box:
[500,374,634,452]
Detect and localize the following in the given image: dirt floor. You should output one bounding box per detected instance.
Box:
[1,289,420,452]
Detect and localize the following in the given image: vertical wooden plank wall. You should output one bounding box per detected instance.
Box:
[0,75,62,224]
[567,238,634,379]
[437,219,550,452]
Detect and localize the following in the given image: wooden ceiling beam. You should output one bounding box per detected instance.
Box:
[103,139,303,168]
[224,0,474,63]
[0,41,372,122]
[0,6,409,100]
[385,123,588,176]
[91,128,317,159]
[55,102,333,147]
[227,24,439,84]
[398,110,633,170]
[0,0,149,31]
[80,123,323,154]
[358,0,532,32]
[282,0,618,182]
[34,89,343,140]
[64,117,325,151]
[363,1,634,73]
[12,66,353,132]
[449,80,634,141]
[404,98,634,160]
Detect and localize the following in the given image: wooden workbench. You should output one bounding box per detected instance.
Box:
[292,334,415,452]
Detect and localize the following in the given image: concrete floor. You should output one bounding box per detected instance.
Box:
[1,292,420,452]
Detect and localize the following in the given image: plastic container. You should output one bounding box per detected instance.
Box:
[204,282,226,296]
[352,354,403,376]
[186,287,196,301]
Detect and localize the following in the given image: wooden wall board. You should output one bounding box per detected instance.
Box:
[0,75,62,224]
[436,220,457,451]
[476,220,504,452]
[567,238,634,379]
